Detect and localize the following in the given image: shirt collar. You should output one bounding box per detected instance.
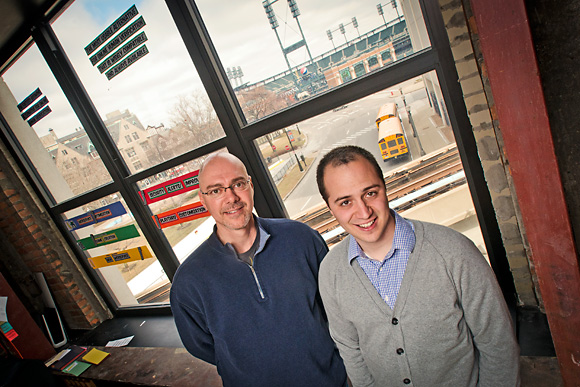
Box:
[348,210,415,263]
[217,215,270,256]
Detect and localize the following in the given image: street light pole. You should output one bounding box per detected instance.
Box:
[284,128,304,172]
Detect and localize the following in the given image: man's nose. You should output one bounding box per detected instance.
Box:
[355,199,372,218]
[222,186,240,201]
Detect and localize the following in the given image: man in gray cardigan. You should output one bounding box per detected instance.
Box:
[316,145,520,386]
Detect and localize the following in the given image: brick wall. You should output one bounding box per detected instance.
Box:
[438,0,540,307]
[0,138,111,330]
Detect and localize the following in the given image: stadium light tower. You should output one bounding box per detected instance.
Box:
[377,1,402,27]
[377,3,388,28]
[262,0,313,71]
[326,29,335,49]
[287,0,313,61]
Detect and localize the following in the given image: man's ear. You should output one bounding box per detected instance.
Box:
[199,191,206,207]
[327,205,334,217]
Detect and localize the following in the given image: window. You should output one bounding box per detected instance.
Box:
[196,0,430,122]
[0,0,501,311]
[51,1,225,173]
[255,71,488,258]
[354,62,366,77]
[126,147,136,158]
[1,44,113,204]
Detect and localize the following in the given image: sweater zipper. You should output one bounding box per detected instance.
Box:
[247,256,265,299]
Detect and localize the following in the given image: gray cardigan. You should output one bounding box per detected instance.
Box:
[319,219,520,387]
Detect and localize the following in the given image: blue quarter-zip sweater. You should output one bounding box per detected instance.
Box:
[170,217,346,387]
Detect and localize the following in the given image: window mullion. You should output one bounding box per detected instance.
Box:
[32,22,181,289]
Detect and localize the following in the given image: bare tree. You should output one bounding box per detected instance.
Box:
[170,93,223,150]
[236,86,286,123]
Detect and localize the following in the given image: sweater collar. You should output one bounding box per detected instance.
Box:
[207,215,271,256]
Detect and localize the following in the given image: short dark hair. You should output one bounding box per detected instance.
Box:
[316,145,384,203]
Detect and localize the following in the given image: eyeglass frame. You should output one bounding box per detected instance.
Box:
[199,176,252,198]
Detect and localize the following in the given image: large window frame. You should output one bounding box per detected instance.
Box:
[0,0,516,314]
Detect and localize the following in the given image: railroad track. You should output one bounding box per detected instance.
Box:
[296,145,465,246]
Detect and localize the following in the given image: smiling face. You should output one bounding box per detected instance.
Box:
[198,153,255,239]
[323,156,395,259]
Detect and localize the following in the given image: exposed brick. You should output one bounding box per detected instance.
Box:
[81,305,92,315]
[485,164,509,193]
[493,196,517,221]
[77,299,88,309]
[12,202,25,212]
[71,292,83,302]
[3,189,17,197]
[477,136,501,161]
[8,195,21,205]
[85,311,96,321]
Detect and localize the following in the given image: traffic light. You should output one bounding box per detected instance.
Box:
[326,29,333,40]
[377,3,384,15]
[339,23,345,34]
[352,17,358,28]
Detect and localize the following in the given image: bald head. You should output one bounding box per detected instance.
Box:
[199,152,248,188]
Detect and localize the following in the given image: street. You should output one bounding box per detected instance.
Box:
[282,77,454,218]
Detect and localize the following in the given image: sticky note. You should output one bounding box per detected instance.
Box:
[62,360,91,376]
[82,348,110,365]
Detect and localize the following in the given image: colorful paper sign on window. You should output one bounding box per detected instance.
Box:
[88,246,152,269]
[153,201,209,229]
[76,224,140,250]
[64,202,127,231]
[139,169,200,205]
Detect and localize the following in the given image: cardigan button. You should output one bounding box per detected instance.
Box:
[403,378,411,384]
[392,317,399,325]
[396,348,404,355]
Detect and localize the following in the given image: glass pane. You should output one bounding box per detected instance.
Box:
[136,152,221,288]
[197,0,430,122]
[62,193,169,306]
[1,44,113,203]
[51,1,225,173]
[255,71,489,259]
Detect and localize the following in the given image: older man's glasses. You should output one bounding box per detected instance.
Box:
[200,177,252,199]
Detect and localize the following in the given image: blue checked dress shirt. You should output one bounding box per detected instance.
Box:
[348,210,415,309]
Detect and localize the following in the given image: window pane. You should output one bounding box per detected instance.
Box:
[51,1,225,173]
[255,71,489,259]
[197,0,430,122]
[1,44,113,203]
[62,193,169,306]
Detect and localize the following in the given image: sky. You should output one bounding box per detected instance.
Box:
[2,0,404,139]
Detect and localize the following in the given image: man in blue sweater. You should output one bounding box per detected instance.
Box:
[316,146,520,386]
[170,152,346,387]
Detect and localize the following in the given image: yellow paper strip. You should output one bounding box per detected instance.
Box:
[88,246,152,269]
